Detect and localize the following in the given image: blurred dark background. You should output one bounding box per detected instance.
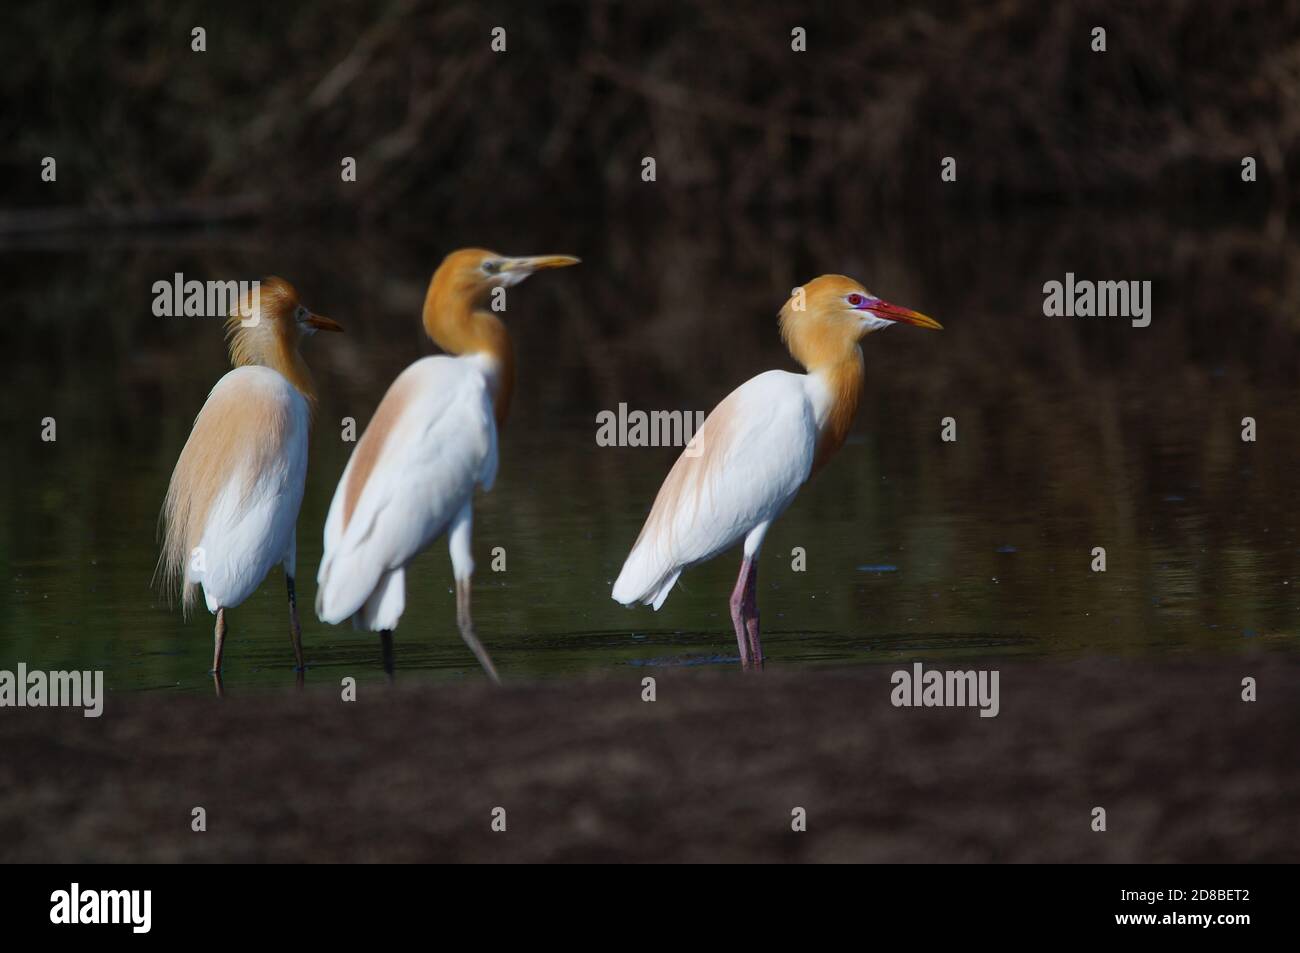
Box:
[2,0,1298,225]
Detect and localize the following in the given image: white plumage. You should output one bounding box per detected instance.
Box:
[191,367,310,612]
[612,370,825,609]
[316,354,498,631]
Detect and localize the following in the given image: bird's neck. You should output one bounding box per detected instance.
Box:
[808,348,864,473]
[226,320,318,413]
[422,284,515,427]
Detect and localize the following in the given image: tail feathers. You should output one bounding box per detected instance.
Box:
[315,550,385,626]
[153,523,201,618]
[155,480,200,617]
[612,544,682,610]
[648,569,681,610]
[352,568,405,632]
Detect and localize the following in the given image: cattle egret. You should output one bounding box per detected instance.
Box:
[611,275,941,670]
[315,248,579,680]
[156,278,343,676]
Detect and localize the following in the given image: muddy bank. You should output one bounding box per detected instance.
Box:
[0,655,1294,863]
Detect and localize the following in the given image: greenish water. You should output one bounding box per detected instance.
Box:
[3,211,1298,693]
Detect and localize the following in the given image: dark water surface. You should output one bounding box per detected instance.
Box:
[3,209,1298,693]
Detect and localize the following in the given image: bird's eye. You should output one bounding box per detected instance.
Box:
[847,293,865,307]
[295,306,307,321]
[482,260,500,275]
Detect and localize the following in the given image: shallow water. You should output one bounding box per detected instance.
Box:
[3,209,1298,693]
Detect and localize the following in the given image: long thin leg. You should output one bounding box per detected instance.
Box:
[448,501,500,684]
[456,579,501,684]
[380,630,394,682]
[743,558,763,670]
[729,557,753,670]
[286,573,305,671]
[212,606,227,673]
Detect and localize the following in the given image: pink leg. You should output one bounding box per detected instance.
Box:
[729,557,753,670]
[743,559,763,670]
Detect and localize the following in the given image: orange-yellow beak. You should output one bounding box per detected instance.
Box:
[498,254,582,274]
[305,313,344,333]
[862,297,942,330]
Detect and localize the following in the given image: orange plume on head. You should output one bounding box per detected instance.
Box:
[778,275,874,372]
[224,276,342,410]
[779,274,938,472]
[778,276,869,471]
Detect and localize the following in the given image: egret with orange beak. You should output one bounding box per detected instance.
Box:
[315,249,579,680]
[156,278,343,675]
[611,276,941,669]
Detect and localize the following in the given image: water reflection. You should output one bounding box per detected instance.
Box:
[2,208,1297,693]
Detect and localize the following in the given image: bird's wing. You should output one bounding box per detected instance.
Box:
[316,356,495,624]
[157,366,309,615]
[611,370,817,608]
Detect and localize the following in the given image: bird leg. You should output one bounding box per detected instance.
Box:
[729,558,753,670]
[379,630,395,682]
[456,578,501,685]
[211,607,227,674]
[286,573,305,671]
[744,558,763,670]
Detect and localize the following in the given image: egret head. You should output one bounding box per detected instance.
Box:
[779,274,939,369]
[225,276,342,362]
[220,277,341,409]
[430,248,581,309]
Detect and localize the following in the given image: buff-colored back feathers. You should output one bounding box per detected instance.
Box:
[155,383,294,614]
